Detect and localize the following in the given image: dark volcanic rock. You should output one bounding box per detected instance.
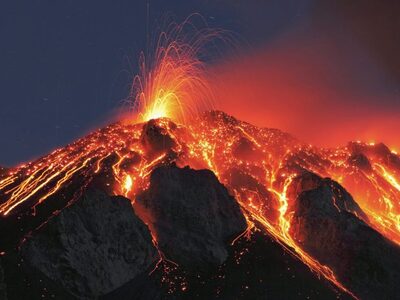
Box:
[224,168,279,223]
[105,229,351,300]
[136,164,247,269]
[0,260,6,300]
[140,119,177,157]
[288,171,324,198]
[348,141,400,171]
[347,153,372,172]
[20,190,158,298]
[290,173,400,299]
[232,137,264,162]
[288,171,368,221]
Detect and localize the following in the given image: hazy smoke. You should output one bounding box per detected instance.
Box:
[211,16,400,151]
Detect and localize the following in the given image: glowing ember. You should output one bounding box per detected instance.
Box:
[1,109,400,298]
[129,15,220,124]
[1,18,399,300]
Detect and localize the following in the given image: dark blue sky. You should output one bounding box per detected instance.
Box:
[0,1,312,166]
[0,1,399,166]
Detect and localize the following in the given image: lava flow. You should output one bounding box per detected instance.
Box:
[1,18,400,300]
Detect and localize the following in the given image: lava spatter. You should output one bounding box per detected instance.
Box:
[1,111,400,298]
[1,17,400,299]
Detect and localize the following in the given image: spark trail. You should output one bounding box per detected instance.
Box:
[1,110,400,298]
[1,17,400,300]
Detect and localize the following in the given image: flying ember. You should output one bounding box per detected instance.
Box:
[0,17,399,300]
[129,15,218,124]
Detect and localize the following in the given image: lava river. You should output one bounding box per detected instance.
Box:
[1,110,400,298]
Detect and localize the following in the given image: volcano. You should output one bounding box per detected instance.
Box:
[1,110,400,299]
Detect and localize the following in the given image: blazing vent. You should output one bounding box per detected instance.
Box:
[1,17,400,300]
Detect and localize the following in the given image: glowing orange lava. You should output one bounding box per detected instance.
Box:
[1,18,400,300]
[2,111,400,299]
[128,15,222,124]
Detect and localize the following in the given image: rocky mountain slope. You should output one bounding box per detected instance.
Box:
[1,111,400,299]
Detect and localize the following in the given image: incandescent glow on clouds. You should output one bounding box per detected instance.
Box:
[211,31,400,151]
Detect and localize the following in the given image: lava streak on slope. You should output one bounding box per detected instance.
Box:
[1,17,400,299]
[1,111,400,298]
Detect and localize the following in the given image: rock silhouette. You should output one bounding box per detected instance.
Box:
[136,164,248,269]
[1,112,400,299]
[290,172,400,299]
[20,190,158,298]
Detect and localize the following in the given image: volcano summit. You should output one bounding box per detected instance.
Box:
[0,111,400,299]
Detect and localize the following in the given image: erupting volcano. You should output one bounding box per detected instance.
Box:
[1,18,400,300]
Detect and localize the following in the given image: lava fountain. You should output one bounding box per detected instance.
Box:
[129,15,223,124]
[1,16,400,300]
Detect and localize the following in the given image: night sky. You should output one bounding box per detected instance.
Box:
[1,1,399,166]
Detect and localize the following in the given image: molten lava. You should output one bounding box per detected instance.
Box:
[1,108,400,298]
[128,15,219,124]
[1,18,400,300]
